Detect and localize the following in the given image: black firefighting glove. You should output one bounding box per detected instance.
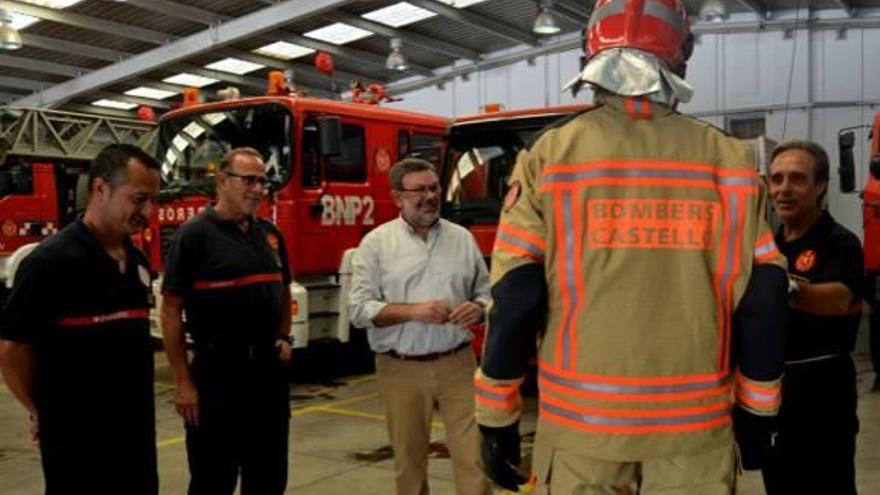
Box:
[479,422,527,491]
[733,406,780,470]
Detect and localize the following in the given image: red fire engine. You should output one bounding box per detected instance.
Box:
[0,108,156,299]
[142,85,448,362]
[839,111,880,271]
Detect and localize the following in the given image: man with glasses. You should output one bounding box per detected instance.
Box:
[350,157,492,494]
[161,147,293,495]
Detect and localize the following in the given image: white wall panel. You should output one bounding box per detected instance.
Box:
[863,30,880,101]
[813,29,863,102]
[682,34,721,114]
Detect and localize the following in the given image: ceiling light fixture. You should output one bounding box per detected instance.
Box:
[0,9,22,50]
[385,37,408,71]
[533,3,560,35]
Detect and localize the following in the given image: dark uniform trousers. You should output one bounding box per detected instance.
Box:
[762,355,859,495]
[186,345,290,495]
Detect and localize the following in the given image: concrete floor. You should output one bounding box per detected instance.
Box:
[0,353,877,494]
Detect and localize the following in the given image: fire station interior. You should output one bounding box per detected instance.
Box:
[1,0,880,493]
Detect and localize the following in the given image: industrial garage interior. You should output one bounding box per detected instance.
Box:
[0,0,879,493]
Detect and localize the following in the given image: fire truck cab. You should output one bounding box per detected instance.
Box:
[145,95,448,352]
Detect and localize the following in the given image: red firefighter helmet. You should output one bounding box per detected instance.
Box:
[586,0,691,70]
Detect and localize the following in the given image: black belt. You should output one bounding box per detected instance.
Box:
[382,341,470,362]
[195,342,276,362]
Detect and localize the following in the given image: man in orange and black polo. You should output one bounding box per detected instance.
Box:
[475,1,790,493]
[162,147,293,495]
[0,144,161,494]
[763,140,863,495]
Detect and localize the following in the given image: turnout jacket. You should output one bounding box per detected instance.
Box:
[476,92,788,461]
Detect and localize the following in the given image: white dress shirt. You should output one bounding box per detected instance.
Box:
[348,217,491,355]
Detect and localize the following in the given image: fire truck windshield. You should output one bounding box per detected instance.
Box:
[443,119,551,225]
[157,103,293,195]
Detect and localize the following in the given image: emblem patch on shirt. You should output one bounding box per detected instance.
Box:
[266,232,279,250]
[138,265,151,287]
[266,232,282,268]
[795,249,817,272]
[504,181,522,212]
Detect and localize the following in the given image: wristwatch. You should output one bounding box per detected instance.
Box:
[276,334,294,346]
[787,277,801,302]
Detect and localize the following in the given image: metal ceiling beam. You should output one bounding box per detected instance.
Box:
[92,91,172,109]
[383,32,581,95]
[829,0,856,17]
[323,11,481,61]
[267,30,435,77]
[122,0,225,25]
[0,75,46,92]
[210,47,381,86]
[736,0,770,19]
[11,0,355,108]
[0,54,85,78]
[22,33,128,63]
[4,0,172,44]
[97,0,386,84]
[126,79,189,95]
[554,0,591,20]
[407,0,539,47]
[62,103,137,119]
[543,3,588,28]
[19,35,334,101]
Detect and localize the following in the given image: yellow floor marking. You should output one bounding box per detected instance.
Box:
[346,374,377,385]
[156,392,383,449]
[290,392,379,417]
[319,407,387,421]
[318,407,445,429]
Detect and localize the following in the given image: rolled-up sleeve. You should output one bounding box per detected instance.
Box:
[470,238,491,308]
[348,234,388,329]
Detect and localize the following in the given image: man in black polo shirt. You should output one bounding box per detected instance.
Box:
[161,147,293,495]
[0,144,161,494]
[763,140,863,495]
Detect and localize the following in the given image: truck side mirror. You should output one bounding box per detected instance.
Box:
[317,116,342,157]
[838,130,856,193]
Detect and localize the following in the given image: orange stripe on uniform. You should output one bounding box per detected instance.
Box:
[498,223,546,251]
[754,234,781,264]
[194,272,283,290]
[539,393,732,435]
[58,309,150,327]
[475,375,521,410]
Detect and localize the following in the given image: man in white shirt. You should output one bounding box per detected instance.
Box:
[349,157,492,495]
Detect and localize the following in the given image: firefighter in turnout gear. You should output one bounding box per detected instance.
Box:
[475,1,790,493]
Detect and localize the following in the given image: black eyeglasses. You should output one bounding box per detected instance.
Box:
[399,184,442,196]
[224,171,270,188]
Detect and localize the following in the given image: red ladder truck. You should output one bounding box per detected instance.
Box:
[0,107,156,301]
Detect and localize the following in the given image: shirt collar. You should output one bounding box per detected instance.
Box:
[776,210,834,245]
[204,204,256,232]
[397,215,441,237]
[73,219,138,266]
